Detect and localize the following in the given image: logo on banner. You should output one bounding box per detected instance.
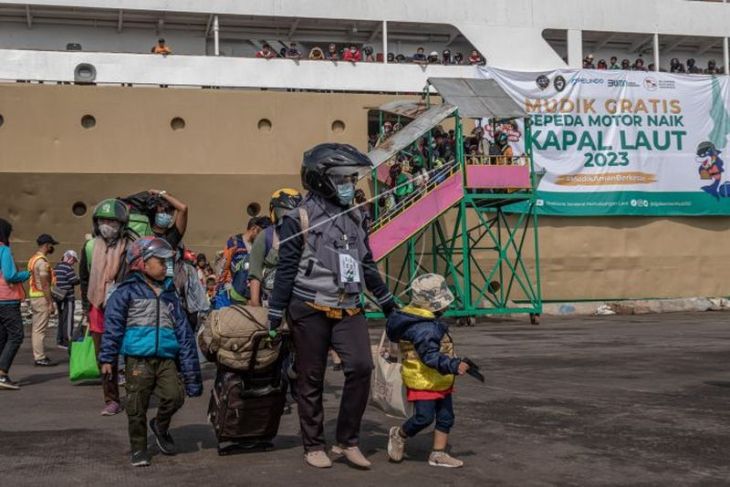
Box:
[643,77,658,91]
[570,77,604,85]
[536,75,550,90]
[554,75,566,92]
[608,79,640,88]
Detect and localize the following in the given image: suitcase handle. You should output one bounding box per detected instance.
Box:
[247,331,289,371]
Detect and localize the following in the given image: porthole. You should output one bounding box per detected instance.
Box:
[72,201,88,217]
[247,202,261,217]
[257,118,272,131]
[331,120,346,133]
[0,114,4,128]
[81,114,96,129]
[170,117,186,130]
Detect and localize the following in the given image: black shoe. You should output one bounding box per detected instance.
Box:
[150,418,176,455]
[130,450,151,467]
[0,375,20,390]
[34,358,57,367]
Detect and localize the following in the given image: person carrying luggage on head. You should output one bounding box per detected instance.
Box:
[267,143,397,469]
[79,199,134,417]
[99,237,202,467]
[248,188,303,307]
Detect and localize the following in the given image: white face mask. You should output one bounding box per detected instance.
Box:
[98,223,120,240]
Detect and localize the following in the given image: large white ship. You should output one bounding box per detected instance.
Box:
[1,0,729,301]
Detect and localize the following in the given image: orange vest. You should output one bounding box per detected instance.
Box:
[28,253,53,298]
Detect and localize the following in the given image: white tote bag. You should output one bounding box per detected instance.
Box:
[370,331,413,419]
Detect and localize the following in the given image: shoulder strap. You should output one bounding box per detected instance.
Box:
[272,230,280,251]
[298,207,309,236]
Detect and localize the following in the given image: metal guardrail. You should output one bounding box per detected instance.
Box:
[465,154,528,166]
[370,163,460,233]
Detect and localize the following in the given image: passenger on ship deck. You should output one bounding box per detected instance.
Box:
[597,59,608,70]
[256,43,277,60]
[583,54,595,69]
[363,46,375,62]
[413,47,427,65]
[687,58,701,74]
[343,45,362,63]
[621,58,631,70]
[325,43,339,61]
[286,42,302,60]
[705,60,719,75]
[633,58,648,72]
[266,143,397,469]
[609,56,621,70]
[453,52,464,65]
[427,51,440,64]
[308,46,325,60]
[151,38,172,55]
[386,52,395,63]
[670,58,686,73]
[468,49,485,65]
[441,49,452,65]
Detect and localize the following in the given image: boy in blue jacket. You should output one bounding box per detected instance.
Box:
[385,273,469,468]
[100,237,202,467]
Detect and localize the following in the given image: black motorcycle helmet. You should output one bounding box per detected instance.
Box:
[301,143,372,200]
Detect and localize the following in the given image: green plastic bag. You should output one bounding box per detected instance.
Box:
[69,328,100,382]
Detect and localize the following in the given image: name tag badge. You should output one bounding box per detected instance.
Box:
[339,253,361,284]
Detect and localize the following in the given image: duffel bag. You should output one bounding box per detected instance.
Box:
[198,304,283,371]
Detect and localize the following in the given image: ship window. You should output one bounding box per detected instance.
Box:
[258,119,272,131]
[331,120,346,133]
[81,114,96,129]
[171,117,186,130]
[0,114,4,128]
[72,202,87,217]
[246,202,261,217]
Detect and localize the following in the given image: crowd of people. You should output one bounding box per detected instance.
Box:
[582,53,724,74]
[0,143,473,470]
[370,121,518,218]
[151,36,485,66]
[257,42,487,65]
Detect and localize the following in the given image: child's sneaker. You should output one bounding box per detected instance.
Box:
[150,418,176,455]
[428,450,463,468]
[100,401,122,416]
[387,426,406,462]
[130,450,151,467]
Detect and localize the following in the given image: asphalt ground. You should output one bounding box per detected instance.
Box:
[1,312,729,486]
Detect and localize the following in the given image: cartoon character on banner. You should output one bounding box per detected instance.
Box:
[695,141,730,199]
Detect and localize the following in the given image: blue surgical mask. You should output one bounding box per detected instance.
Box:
[336,183,355,206]
[155,213,174,229]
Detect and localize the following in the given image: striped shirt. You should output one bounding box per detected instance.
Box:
[53,262,80,292]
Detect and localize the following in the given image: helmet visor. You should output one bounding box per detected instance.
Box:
[326,166,360,186]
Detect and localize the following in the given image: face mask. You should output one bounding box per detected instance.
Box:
[98,223,119,240]
[155,213,174,229]
[336,183,355,206]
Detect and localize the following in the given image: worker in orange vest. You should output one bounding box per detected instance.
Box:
[28,234,58,367]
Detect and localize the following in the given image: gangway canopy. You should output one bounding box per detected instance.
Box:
[371,100,430,119]
[367,103,457,168]
[427,77,527,119]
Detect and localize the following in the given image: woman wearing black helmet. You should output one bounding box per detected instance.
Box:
[267,143,396,469]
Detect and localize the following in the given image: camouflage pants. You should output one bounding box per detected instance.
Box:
[125,357,185,452]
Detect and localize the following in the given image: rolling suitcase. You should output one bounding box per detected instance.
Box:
[208,332,289,455]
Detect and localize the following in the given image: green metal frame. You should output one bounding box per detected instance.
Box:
[366,91,542,322]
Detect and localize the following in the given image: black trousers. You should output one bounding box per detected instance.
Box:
[287,298,373,452]
[0,303,23,373]
[55,296,75,347]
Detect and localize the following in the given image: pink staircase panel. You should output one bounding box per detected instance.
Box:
[466,165,531,189]
[370,171,464,261]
